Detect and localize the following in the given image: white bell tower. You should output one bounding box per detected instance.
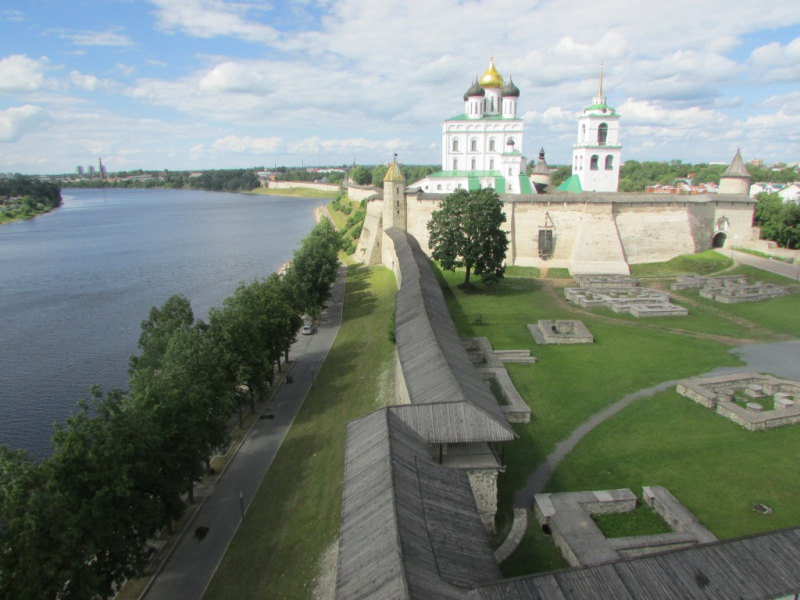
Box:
[572,66,621,192]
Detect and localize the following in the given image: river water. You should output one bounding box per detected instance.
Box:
[0,188,320,459]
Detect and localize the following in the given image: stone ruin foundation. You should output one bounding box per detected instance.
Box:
[533,486,717,568]
[672,274,790,304]
[461,337,532,423]
[565,286,689,318]
[676,372,800,431]
[528,319,594,345]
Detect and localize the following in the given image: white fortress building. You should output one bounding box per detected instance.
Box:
[356,59,762,275]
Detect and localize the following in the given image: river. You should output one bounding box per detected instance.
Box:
[0,188,320,459]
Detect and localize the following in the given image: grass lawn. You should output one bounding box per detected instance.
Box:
[546,389,800,540]
[250,187,340,199]
[203,265,397,599]
[434,264,762,576]
[629,250,732,277]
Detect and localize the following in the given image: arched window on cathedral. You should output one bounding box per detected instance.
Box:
[489,139,496,152]
[470,139,477,152]
[453,158,458,170]
[579,156,583,170]
[605,155,614,170]
[452,139,459,152]
[489,159,495,170]
[598,123,608,146]
[574,155,578,170]
[490,97,494,112]
[471,158,476,170]
[581,124,586,144]
[590,155,599,170]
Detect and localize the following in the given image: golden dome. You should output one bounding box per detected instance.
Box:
[479,57,503,89]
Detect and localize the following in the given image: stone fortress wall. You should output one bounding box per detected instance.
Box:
[356,186,758,274]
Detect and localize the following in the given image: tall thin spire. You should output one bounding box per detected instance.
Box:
[598,63,604,97]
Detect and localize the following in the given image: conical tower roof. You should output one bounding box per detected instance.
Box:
[721,149,749,178]
[532,148,550,175]
[384,158,405,182]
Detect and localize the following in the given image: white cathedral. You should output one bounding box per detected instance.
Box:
[356,58,760,274]
[412,59,621,194]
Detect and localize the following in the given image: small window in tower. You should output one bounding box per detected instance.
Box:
[453,139,459,152]
[581,124,586,144]
[598,123,608,146]
[471,139,477,152]
[489,139,496,151]
[396,200,400,207]
[605,155,614,170]
[590,155,599,170]
[490,97,494,112]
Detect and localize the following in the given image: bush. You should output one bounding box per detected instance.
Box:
[349,225,362,240]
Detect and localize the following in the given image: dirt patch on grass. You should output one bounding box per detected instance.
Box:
[311,538,339,600]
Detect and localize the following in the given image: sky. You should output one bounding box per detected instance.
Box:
[1,1,799,175]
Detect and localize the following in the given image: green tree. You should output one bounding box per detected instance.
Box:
[285,219,342,314]
[349,166,372,186]
[427,187,509,286]
[371,165,388,186]
[45,388,168,599]
[129,294,194,375]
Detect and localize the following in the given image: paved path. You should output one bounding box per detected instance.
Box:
[722,248,800,281]
[143,265,348,600]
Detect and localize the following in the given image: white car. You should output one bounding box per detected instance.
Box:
[302,324,312,335]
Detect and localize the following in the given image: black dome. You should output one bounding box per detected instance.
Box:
[502,77,520,98]
[463,79,486,100]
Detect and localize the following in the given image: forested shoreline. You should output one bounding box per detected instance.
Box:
[0,175,62,224]
[0,219,343,600]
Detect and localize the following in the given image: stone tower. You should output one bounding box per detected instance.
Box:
[573,66,621,192]
[530,148,553,187]
[718,149,751,195]
[383,157,406,231]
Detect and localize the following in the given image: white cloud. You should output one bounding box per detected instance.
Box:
[210,135,282,153]
[0,105,46,142]
[149,0,279,43]
[0,55,50,93]
[56,29,134,47]
[750,37,800,83]
[69,71,100,91]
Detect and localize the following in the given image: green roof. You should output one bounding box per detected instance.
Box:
[556,174,582,193]
[518,175,534,194]
[583,104,619,116]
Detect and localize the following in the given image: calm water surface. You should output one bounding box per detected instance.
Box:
[0,188,319,459]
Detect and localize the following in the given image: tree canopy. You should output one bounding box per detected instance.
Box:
[755,192,800,249]
[427,187,509,286]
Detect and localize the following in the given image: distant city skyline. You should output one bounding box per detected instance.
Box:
[1,1,799,174]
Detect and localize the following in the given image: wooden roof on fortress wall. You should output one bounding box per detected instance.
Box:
[470,526,800,600]
[335,409,501,600]
[384,227,516,444]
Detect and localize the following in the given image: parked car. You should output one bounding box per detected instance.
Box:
[302,324,312,335]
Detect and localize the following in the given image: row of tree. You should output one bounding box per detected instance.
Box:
[545,160,800,192]
[0,219,343,600]
[349,164,436,187]
[61,169,261,192]
[754,192,800,249]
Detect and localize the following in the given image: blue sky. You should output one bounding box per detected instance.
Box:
[1,0,799,174]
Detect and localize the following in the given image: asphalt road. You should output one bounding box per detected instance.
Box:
[723,248,800,281]
[143,265,348,600]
